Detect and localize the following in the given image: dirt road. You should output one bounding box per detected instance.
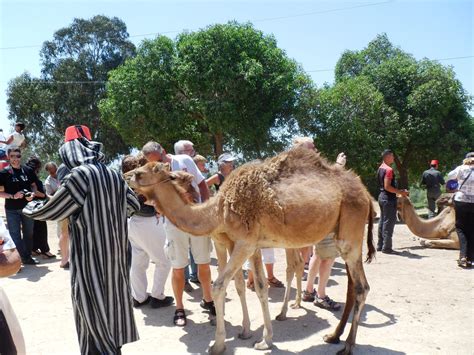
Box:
[1,219,472,354]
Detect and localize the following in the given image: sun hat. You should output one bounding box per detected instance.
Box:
[64,125,92,142]
[217,153,236,165]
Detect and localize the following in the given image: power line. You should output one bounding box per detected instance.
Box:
[0,1,392,51]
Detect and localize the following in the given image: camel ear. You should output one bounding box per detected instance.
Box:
[163,163,171,172]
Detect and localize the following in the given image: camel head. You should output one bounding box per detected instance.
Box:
[125,162,197,208]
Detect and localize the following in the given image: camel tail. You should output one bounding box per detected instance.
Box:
[365,198,376,263]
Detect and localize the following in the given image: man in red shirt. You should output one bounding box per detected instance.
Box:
[377,149,409,253]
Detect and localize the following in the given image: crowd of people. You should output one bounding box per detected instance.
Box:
[0,122,472,354]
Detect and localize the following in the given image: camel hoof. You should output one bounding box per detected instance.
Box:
[238,330,252,340]
[209,343,226,355]
[254,339,272,350]
[275,313,287,321]
[420,240,433,248]
[323,333,340,344]
[290,302,301,309]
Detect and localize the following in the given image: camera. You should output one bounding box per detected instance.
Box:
[22,189,33,198]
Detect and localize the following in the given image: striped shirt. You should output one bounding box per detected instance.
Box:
[23,138,140,354]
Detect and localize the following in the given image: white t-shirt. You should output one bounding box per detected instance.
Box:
[0,131,6,149]
[170,154,205,200]
[448,164,474,203]
[7,132,25,150]
[0,218,15,251]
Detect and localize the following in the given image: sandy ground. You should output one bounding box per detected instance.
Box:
[1,214,473,355]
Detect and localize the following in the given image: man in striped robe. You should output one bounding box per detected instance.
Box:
[23,136,140,354]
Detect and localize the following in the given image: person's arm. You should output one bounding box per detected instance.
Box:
[420,172,426,186]
[0,135,14,145]
[384,177,409,196]
[23,173,84,221]
[0,247,21,277]
[198,180,210,202]
[126,186,140,216]
[206,174,220,187]
[439,173,445,186]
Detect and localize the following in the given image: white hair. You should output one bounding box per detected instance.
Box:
[174,140,194,154]
[142,141,163,156]
[292,136,314,148]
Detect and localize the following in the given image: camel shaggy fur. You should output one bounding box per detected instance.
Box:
[397,196,459,249]
[126,147,375,355]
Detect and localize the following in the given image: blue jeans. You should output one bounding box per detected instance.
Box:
[6,209,34,260]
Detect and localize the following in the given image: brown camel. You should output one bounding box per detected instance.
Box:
[397,196,459,249]
[127,147,375,355]
[170,172,304,321]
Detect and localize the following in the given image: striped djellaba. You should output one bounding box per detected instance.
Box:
[23,138,140,354]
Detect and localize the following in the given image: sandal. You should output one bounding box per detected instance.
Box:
[246,281,255,291]
[267,277,284,288]
[173,309,187,326]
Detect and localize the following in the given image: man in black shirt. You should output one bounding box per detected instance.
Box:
[421,160,445,218]
[0,148,38,265]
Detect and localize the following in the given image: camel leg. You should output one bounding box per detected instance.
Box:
[323,263,355,344]
[328,255,369,355]
[291,248,304,309]
[420,238,460,250]
[276,249,293,321]
[226,240,252,340]
[250,250,273,350]
[209,241,256,355]
[276,248,303,321]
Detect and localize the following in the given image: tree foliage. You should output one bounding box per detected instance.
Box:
[7,15,136,160]
[299,34,473,189]
[100,22,311,158]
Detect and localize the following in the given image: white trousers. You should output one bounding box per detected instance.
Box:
[128,215,171,302]
[244,248,276,270]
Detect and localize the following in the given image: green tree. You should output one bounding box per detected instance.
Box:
[7,15,136,160]
[301,34,473,189]
[100,22,311,158]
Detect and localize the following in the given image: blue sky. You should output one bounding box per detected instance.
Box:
[0,0,472,134]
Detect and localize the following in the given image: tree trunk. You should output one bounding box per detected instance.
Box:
[213,132,224,157]
[394,156,409,189]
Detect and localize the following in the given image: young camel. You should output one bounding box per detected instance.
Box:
[172,172,304,321]
[397,196,459,249]
[127,147,375,355]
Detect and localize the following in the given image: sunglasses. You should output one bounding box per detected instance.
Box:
[9,154,21,158]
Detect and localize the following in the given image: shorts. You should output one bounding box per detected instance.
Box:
[163,221,212,269]
[315,233,339,259]
[243,248,275,270]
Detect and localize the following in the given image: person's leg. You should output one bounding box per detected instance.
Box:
[465,204,474,263]
[129,243,150,303]
[304,249,320,294]
[172,268,186,310]
[59,220,70,267]
[190,237,213,303]
[20,213,35,260]
[316,258,335,298]
[454,201,469,263]
[5,210,24,259]
[382,199,397,251]
[35,220,51,254]
[427,192,436,218]
[148,220,172,302]
[164,222,191,324]
[377,195,385,251]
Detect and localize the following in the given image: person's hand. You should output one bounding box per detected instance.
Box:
[399,189,409,197]
[336,152,347,167]
[13,191,24,200]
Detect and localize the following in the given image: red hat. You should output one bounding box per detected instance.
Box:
[65,125,92,142]
[430,160,438,166]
